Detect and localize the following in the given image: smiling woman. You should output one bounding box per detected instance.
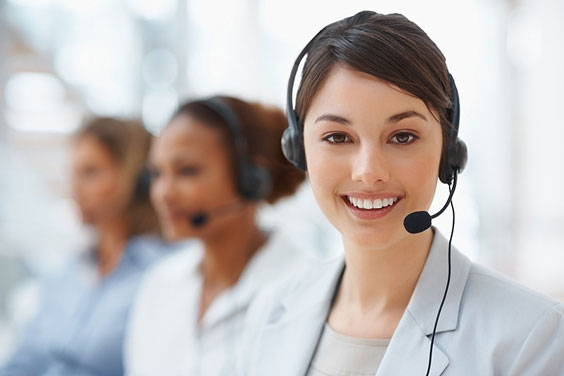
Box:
[238,11,564,376]
[304,67,443,250]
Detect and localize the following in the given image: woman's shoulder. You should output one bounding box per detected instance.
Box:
[464,261,563,319]
[446,261,564,374]
[139,240,203,286]
[123,235,182,269]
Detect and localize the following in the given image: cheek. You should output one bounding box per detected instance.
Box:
[206,159,240,200]
[98,172,122,201]
[149,181,161,206]
[396,149,441,209]
[304,134,346,213]
[82,171,125,215]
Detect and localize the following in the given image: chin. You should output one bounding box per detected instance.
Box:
[342,223,408,250]
[79,212,95,226]
[165,225,197,242]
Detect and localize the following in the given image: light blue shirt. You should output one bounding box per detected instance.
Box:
[0,235,174,376]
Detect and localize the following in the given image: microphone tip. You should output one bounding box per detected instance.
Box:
[404,211,432,234]
[190,213,208,228]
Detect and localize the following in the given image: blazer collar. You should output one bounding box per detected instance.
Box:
[407,228,472,336]
[259,228,472,375]
[376,228,472,375]
[256,256,345,375]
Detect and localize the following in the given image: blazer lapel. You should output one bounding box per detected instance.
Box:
[375,312,449,376]
[377,229,472,376]
[253,257,345,376]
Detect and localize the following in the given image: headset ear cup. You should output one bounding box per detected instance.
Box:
[281,127,295,164]
[134,168,151,198]
[281,127,307,171]
[452,138,468,173]
[238,165,272,200]
[439,138,468,184]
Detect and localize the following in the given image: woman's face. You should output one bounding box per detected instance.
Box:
[71,136,124,226]
[303,66,443,249]
[149,115,241,241]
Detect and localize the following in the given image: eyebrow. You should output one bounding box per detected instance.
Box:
[314,114,351,125]
[387,111,427,124]
[171,155,199,164]
[314,110,427,126]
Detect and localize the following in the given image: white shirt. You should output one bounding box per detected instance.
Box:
[124,230,314,376]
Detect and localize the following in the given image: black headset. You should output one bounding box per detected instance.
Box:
[282,31,468,185]
[134,167,152,198]
[197,96,273,201]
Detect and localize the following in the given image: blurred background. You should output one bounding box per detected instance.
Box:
[1,0,563,362]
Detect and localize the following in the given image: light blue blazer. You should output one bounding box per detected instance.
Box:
[238,229,564,375]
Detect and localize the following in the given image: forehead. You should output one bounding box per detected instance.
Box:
[305,66,432,124]
[151,115,226,160]
[73,135,115,163]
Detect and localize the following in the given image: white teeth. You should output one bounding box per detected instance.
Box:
[373,198,382,209]
[347,196,398,210]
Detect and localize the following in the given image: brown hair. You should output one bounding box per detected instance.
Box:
[173,97,306,204]
[296,11,454,161]
[75,117,160,237]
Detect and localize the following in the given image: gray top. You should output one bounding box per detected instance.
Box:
[307,323,390,376]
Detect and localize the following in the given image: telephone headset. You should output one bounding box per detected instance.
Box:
[134,168,152,198]
[282,24,468,375]
[185,97,273,227]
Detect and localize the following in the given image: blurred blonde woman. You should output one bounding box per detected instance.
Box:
[1,118,167,376]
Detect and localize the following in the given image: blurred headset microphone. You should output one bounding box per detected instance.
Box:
[188,202,244,228]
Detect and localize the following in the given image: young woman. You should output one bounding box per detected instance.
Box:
[0,118,165,376]
[238,11,564,376]
[124,96,310,375]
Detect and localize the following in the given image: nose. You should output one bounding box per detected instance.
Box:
[350,142,390,185]
[151,174,177,206]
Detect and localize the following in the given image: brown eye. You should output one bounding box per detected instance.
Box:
[323,133,351,144]
[391,132,417,145]
[179,166,201,176]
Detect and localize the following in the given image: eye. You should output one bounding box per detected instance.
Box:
[179,166,201,176]
[82,166,101,178]
[322,133,352,144]
[390,132,418,145]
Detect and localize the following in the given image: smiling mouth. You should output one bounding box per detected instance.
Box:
[343,196,399,210]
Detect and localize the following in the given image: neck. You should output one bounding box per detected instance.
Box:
[200,207,265,287]
[96,217,128,277]
[340,229,434,314]
[197,207,265,321]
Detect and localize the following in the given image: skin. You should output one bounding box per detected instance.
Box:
[303,66,443,338]
[149,114,266,321]
[71,136,130,276]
